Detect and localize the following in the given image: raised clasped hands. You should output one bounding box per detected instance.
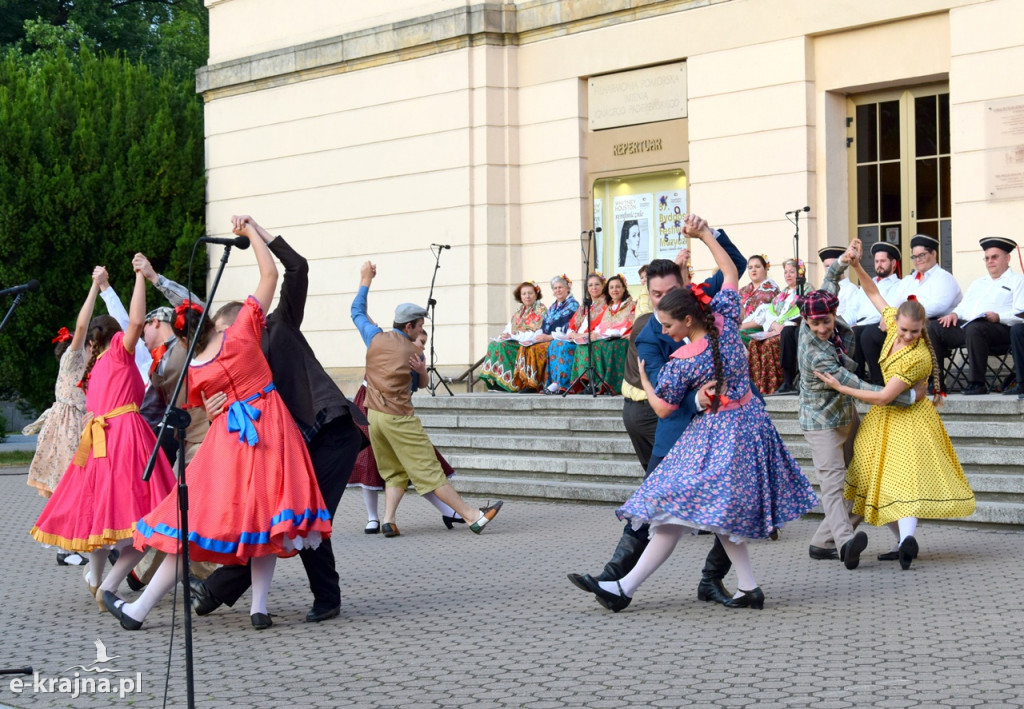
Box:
[231,214,258,239]
[91,266,109,289]
[842,239,862,265]
[682,213,713,241]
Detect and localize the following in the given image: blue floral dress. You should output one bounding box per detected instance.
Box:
[616,287,817,541]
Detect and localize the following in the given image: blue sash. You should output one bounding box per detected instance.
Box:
[226,382,276,447]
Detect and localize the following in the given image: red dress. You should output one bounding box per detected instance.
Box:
[134,298,330,565]
[31,333,176,551]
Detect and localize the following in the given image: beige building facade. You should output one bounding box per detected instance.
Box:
[198,0,1024,384]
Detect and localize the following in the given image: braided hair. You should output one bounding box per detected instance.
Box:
[896,299,944,407]
[80,315,121,393]
[656,287,725,413]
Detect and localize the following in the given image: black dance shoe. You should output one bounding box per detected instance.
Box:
[840,531,868,570]
[696,577,731,605]
[723,587,765,610]
[305,606,340,623]
[808,545,839,560]
[442,514,465,529]
[877,550,899,561]
[579,574,632,613]
[251,613,273,630]
[898,536,918,570]
[567,573,591,592]
[103,591,143,631]
[962,384,988,396]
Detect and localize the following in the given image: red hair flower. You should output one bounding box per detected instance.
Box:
[51,327,72,344]
[689,283,712,310]
[174,300,205,331]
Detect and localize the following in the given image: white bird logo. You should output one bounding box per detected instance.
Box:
[64,639,121,674]
[93,639,119,664]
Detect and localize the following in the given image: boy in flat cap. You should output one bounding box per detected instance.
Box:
[929,237,1024,394]
[351,261,502,536]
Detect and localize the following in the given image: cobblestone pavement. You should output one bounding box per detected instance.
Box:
[1,466,1023,708]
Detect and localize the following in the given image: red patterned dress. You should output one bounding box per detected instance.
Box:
[134,297,331,565]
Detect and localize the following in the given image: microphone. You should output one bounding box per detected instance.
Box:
[431,243,451,250]
[0,279,40,297]
[785,206,811,215]
[199,235,250,250]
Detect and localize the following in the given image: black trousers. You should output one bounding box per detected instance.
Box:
[850,325,871,382]
[1011,323,1024,387]
[779,323,799,386]
[204,415,364,610]
[928,319,1011,389]
[858,323,888,386]
[621,398,658,473]
[616,453,732,580]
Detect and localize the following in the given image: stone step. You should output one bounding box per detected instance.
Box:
[447,471,1024,525]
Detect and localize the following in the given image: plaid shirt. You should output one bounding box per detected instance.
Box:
[797,260,911,430]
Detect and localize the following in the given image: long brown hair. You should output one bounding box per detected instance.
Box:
[172,302,217,354]
[896,299,943,407]
[80,315,121,392]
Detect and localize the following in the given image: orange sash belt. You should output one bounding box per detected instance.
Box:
[73,403,140,467]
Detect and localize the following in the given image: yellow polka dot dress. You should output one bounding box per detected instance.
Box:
[845,307,975,525]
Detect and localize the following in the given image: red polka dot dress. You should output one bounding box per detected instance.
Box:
[134,297,331,564]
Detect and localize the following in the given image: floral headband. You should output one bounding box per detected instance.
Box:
[51,326,72,344]
[613,273,627,284]
[760,254,771,269]
[174,300,205,331]
[556,273,572,288]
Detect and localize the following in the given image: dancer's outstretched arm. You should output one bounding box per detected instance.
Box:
[232,214,279,311]
[71,276,102,351]
[123,269,147,353]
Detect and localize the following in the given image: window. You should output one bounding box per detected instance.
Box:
[849,86,951,273]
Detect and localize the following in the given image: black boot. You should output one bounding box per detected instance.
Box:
[595,526,649,581]
[568,526,649,592]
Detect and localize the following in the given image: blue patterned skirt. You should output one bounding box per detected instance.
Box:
[617,397,817,541]
[544,340,578,392]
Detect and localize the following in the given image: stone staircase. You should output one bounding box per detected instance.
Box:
[416,392,1024,526]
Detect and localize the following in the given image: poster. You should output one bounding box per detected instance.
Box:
[655,190,687,259]
[612,193,652,271]
[593,198,603,273]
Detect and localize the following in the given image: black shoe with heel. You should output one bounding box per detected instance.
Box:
[579,574,632,612]
[898,536,918,570]
[251,613,273,630]
[442,515,465,529]
[723,587,765,610]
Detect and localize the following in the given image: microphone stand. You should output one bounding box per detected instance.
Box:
[0,292,27,333]
[789,210,806,296]
[425,245,453,396]
[564,229,611,398]
[140,242,237,709]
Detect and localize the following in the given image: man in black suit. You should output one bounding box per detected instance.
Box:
[190,216,368,623]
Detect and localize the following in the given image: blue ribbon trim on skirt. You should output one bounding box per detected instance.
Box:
[135,507,331,554]
[226,382,276,446]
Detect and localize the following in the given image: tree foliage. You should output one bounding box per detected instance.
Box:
[0,0,208,77]
[0,47,206,411]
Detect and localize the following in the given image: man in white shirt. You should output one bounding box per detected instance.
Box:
[818,246,859,323]
[928,237,1023,395]
[844,242,903,383]
[860,234,962,385]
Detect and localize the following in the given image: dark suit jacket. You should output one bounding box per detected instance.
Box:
[264,237,368,439]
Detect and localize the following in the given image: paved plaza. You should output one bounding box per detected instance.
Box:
[1,465,1023,708]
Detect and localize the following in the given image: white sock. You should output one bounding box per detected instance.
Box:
[717,534,757,592]
[99,542,145,594]
[250,555,277,616]
[422,491,457,518]
[122,554,181,622]
[362,488,379,522]
[87,550,106,587]
[599,524,685,598]
[898,517,918,543]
